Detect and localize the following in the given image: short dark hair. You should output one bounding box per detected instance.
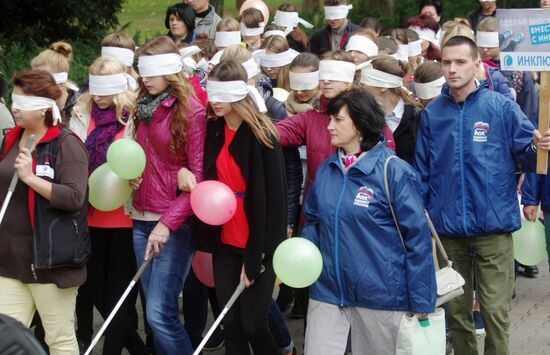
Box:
[442,35,478,59]
[326,88,386,152]
[420,0,442,16]
[165,3,196,34]
[359,17,381,34]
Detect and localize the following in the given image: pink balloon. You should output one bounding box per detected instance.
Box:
[240,0,270,24]
[192,251,215,287]
[190,180,237,225]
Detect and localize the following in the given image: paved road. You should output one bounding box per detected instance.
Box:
[90,259,550,354]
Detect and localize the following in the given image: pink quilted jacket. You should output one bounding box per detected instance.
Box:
[132,96,207,231]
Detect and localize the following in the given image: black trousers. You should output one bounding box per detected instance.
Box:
[213,252,279,355]
[86,227,145,355]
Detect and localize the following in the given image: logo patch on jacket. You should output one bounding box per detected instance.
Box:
[354,186,374,208]
[473,121,490,143]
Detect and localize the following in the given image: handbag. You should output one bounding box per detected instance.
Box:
[383,156,465,307]
[395,307,446,355]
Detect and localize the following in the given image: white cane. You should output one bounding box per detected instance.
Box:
[0,134,35,225]
[193,280,245,355]
[193,265,265,355]
[84,255,154,355]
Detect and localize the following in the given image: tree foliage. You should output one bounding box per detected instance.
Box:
[0,0,124,46]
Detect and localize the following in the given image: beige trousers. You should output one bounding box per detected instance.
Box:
[0,276,78,355]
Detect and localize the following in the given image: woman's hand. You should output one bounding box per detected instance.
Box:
[129,176,142,190]
[14,148,34,183]
[144,221,170,260]
[523,205,538,222]
[240,264,255,288]
[177,167,197,192]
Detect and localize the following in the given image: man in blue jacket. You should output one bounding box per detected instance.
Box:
[414,35,550,355]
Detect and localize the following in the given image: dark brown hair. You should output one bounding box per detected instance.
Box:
[240,8,264,28]
[13,69,62,127]
[278,4,309,50]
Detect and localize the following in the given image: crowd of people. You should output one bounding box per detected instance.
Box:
[1,0,550,354]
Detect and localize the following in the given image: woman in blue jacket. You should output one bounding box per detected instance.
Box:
[302,89,436,355]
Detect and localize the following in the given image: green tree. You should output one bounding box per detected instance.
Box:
[0,0,124,46]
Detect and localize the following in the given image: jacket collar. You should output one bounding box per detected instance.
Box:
[441,80,488,104]
[328,139,387,176]
[161,96,177,107]
[1,125,62,160]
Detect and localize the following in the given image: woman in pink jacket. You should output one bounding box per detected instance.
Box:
[277,50,395,192]
[130,36,207,355]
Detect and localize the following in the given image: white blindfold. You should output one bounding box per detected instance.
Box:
[12,94,62,125]
[89,73,131,96]
[242,58,260,79]
[207,80,267,113]
[414,76,445,100]
[260,49,299,68]
[409,26,440,48]
[476,31,499,48]
[273,11,313,34]
[408,40,423,57]
[360,62,403,88]
[346,35,378,57]
[101,47,135,67]
[319,60,356,83]
[289,71,319,91]
[51,72,68,84]
[214,31,241,48]
[240,22,265,37]
[138,53,183,77]
[263,30,287,39]
[324,5,353,20]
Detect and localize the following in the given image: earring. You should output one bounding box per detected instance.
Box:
[41,112,45,117]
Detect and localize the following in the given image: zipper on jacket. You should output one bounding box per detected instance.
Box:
[458,103,469,235]
[30,264,37,280]
[334,174,349,307]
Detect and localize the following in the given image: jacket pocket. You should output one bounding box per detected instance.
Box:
[35,211,91,269]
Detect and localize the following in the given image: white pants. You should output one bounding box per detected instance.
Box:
[0,276,78,355]
[305,298,404,355]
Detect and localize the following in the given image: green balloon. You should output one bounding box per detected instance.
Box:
[106,138,146,179]
[88,163,132,211]
[512,220,547,266]
[273,238,323,288]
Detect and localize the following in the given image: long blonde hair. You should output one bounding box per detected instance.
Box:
[261,35,291,91]
[101,32,138,79]
[137,36,195,155]
[209,61,278,148]
[369,55,422,108]
[76,56,136,120]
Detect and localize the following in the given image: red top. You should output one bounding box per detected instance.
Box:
[86,117,132,229]
[216,124,248,248]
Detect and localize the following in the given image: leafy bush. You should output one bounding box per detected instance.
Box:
[0,40,100,104]
[0,0,124,46]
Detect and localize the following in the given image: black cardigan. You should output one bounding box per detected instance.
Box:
[196,119,288,280]
[394,104,421,165]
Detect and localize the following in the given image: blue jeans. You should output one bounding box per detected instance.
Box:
[269,299,294,352]
[133,219,196,355]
